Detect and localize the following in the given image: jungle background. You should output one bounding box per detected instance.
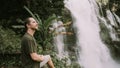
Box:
[0,0,120,68]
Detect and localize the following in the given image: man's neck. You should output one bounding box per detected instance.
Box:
[27,29,35,36]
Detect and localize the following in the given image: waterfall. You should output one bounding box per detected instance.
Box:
[52,19,70,60]
[98,10,119,41]
[64,0,119,68]
[105,10,119,41]
[113,12,120,25]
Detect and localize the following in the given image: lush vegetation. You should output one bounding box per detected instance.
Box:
[0,0,72,68]
[0,0,120,68]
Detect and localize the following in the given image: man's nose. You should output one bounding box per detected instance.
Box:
[36,22,38,25]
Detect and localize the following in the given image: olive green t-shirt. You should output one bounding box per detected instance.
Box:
[21,33,40,68]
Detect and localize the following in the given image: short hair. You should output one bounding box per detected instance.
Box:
[24,17,33,29]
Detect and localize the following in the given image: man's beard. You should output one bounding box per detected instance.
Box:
[31,27,38,31]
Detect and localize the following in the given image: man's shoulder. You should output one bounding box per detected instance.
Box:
[22,33,33,41]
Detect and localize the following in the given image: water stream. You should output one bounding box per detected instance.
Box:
[52,19,70,60]
[64,0,119,68]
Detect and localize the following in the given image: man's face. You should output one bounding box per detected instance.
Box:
[27,18,38,30]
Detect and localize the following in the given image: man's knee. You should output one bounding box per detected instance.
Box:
[46,55,51,60]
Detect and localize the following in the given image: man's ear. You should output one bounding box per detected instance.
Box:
[26,24,30,28]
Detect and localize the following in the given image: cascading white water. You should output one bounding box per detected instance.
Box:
[112,12,120,37]
[98,3,119,41]
[64,0,119,68]
[113,12,120,25]
[52,19,69,59]
[106,10,119,41]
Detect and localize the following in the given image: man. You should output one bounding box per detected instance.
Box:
[21,17,55,68]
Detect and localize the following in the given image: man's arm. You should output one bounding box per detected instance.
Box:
[30,53,44,62]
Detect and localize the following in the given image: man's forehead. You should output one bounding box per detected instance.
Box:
[29,18,36,21]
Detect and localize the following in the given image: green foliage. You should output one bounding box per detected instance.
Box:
[40,49,79,68]
[0,0,71,67]
[29,0,64,20]
[24,6,79,68]
[0,26,21,67]
[0,54,21,67]
[24,6,57,50]
[0,26,21,54]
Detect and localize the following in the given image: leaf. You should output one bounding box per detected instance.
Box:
[35,13,42,25]
[44,15,57,30]
[24,6,39,24]
[24,6,56,50]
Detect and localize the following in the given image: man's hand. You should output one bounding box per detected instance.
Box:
[30,53,44,62]
[39,55,44,61]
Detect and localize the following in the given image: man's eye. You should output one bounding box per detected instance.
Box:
[32,21,35,23]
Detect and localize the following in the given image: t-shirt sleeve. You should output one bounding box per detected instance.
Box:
[25,39,36,53]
